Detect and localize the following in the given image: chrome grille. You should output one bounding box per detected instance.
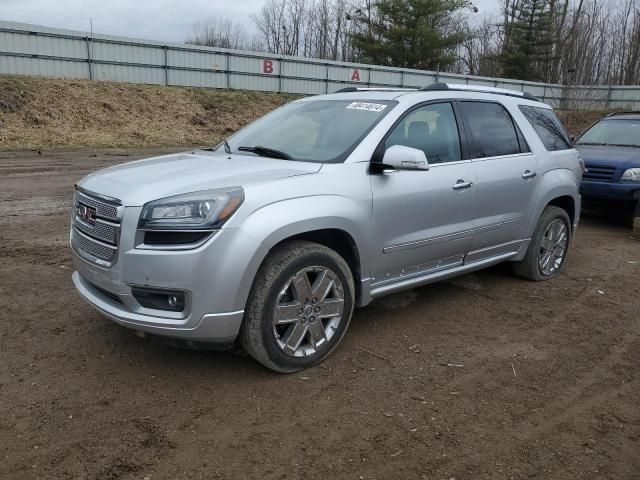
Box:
[583,164,617,182]
[72,228,117,263]
[74,190,120,220]
[71,188,122,267]
[74,217,119,244]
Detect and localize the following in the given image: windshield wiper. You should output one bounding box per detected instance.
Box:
[576,142,608,146]
[237,145,292,160]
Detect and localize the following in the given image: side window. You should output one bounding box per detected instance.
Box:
[385,102,461,164]
[519,105,572,151]
[459,101,522,158]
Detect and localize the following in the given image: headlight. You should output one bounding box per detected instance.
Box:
[138,187,244,230]
[621,168,640,182]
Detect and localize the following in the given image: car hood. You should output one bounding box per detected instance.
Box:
[576,145,640,168]
[77,150,322,206]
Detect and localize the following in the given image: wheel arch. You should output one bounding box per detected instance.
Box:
[527,170,580,238]
[547,195,576,229]
[233,196,372,312]
[271,228,362,304]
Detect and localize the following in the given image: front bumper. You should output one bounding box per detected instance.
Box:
[71,204,268,343]
[73,271,244,344]
[580,180,640,203]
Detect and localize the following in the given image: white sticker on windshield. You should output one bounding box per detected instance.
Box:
[346,102,387,112]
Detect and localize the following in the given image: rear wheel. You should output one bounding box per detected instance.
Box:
[240,240,355,373]
[513,206,571,281]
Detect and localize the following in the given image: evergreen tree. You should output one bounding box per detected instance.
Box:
[350,0,470,70]
[498,0,558,82]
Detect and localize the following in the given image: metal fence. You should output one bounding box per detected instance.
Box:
[1,20,639,110]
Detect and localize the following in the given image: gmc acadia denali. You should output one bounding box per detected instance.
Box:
[70,83,582,372]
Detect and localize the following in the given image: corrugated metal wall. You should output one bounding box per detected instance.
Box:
[1,20,639,110]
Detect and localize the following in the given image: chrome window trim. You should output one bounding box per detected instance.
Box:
[469,152,535,163]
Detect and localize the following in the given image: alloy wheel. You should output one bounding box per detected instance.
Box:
[272,266,345,357]
[538,218,568,275]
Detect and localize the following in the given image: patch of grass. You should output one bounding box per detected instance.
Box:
[188,88,300,135]
[0,76,299,151]
[191,88,298,112]
[0,76,32,113]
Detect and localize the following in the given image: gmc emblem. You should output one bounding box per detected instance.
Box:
[78,204,97,224]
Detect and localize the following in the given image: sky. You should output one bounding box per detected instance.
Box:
[0,0,499,44]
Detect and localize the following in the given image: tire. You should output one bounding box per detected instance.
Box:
[628,200,639,229]
[240,240,355,373]
[513,206,571,281]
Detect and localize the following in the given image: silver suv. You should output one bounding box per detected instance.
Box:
[71,83,582,372]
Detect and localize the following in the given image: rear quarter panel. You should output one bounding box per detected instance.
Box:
[508,100,582,238]
[524,150,581,241]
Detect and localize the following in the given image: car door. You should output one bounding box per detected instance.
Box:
[457,100,539,263]
[370,101,476,285]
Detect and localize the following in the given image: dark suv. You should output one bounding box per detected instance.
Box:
[575,112,640,214]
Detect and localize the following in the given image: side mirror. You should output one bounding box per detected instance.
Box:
[381,145,429,171]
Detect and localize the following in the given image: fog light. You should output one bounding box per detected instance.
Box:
[131,287,186,312]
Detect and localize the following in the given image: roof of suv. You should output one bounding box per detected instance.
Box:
[603,112,640,121]
[308,82,548,107]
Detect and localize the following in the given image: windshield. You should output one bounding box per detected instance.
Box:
[577,118,640,147]
[222,99,396,163]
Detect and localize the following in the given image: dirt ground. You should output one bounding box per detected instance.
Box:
[1,148,639,480]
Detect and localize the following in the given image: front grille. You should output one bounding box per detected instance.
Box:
[74,190,120,220]
[71,188,122,267]
[583,164,617,182]
[74,216,119,244]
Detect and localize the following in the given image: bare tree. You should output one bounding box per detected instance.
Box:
[186,17,255,50]
[252,0,359,60]
[251,0,288,54]
[560,0,640,85]
[454,14,503,76]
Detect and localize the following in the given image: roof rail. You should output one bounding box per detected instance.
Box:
[335,86,419,93]
[605,111,640,117]
[421,82,540,102]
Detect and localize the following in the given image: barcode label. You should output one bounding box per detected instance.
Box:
[346,102,387,112]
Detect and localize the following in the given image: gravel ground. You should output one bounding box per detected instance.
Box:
[1,149,639,480]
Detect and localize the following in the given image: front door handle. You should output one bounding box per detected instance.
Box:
[522,170,537,179]
[452,180,473,190]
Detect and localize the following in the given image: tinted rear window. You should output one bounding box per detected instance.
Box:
[459,101,522,158]
[519,105,572,151]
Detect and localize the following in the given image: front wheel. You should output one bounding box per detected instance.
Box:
[240,240,355,373]
[513,206,571,281]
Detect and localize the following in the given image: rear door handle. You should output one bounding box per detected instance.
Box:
[452,180,473,190]
[522,170,537,179]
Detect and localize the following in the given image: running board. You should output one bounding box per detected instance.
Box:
[369,251,518,298]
